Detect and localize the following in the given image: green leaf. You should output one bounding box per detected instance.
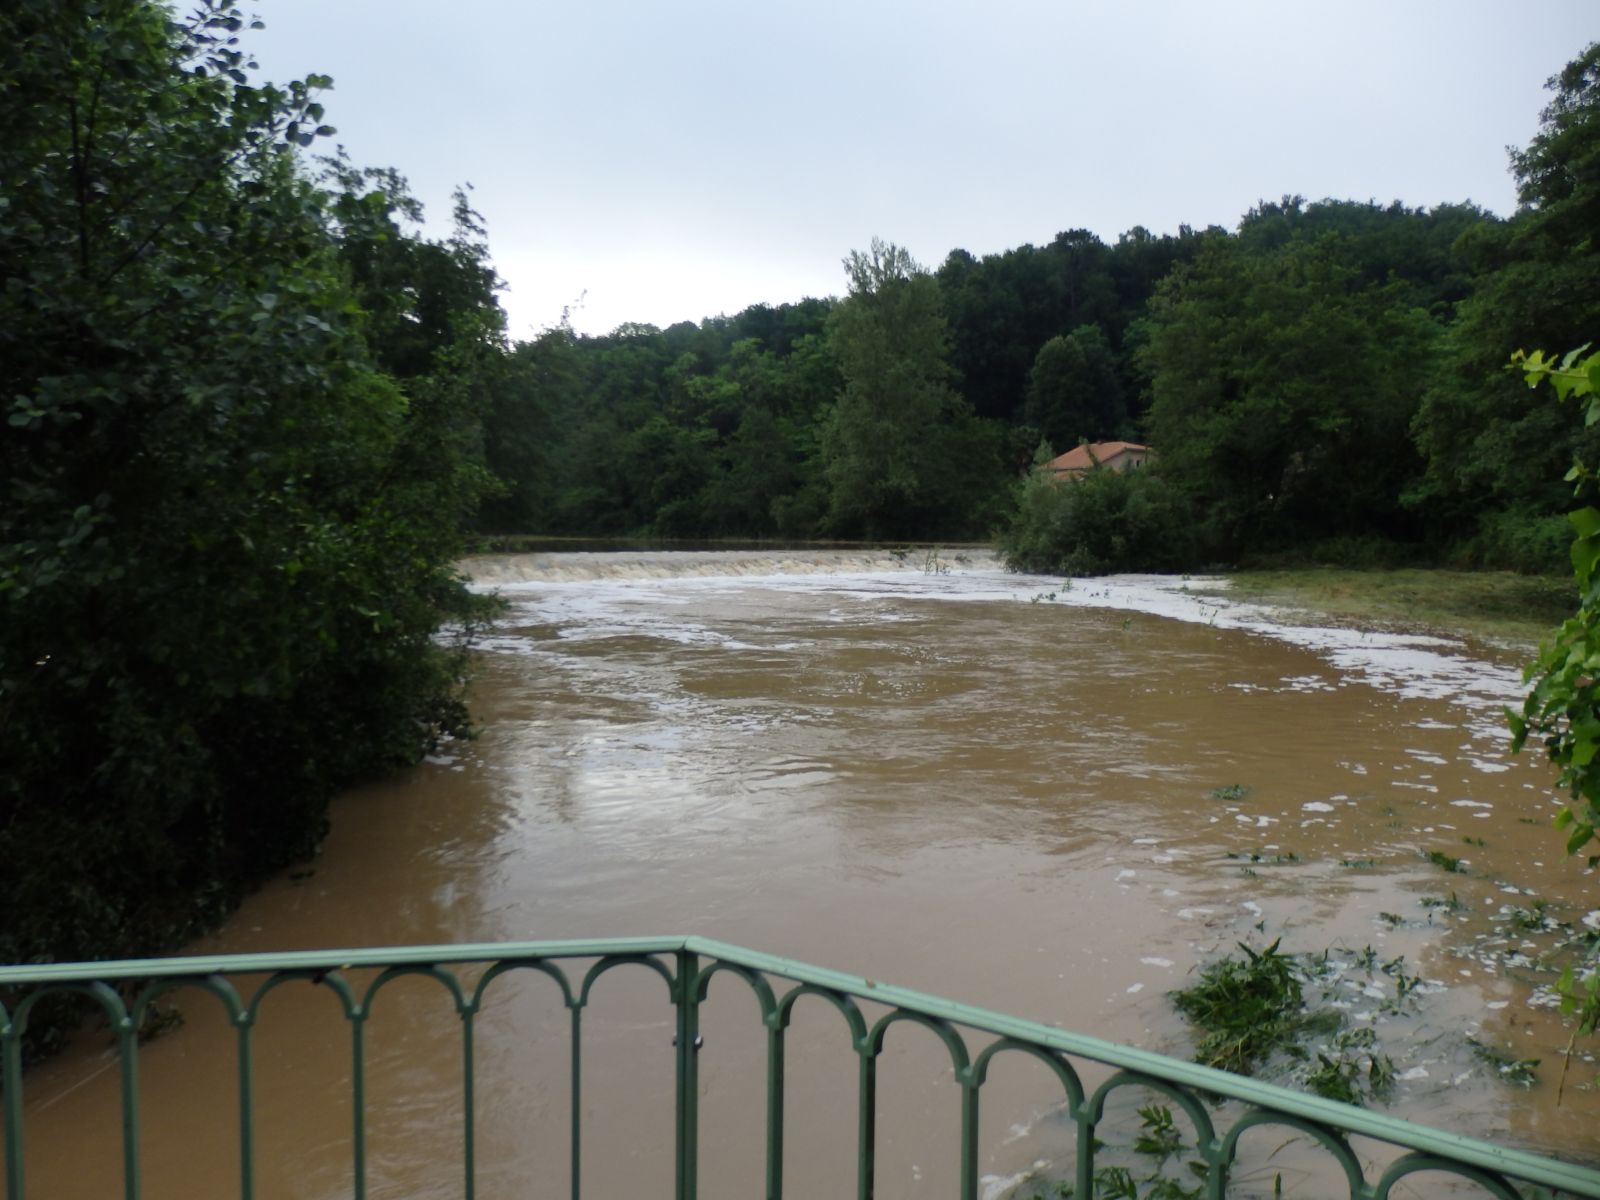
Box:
[1568,507,1600,538]
[1572,535,1600,586]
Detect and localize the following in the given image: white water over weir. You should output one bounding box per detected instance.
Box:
[462,544,1002,584]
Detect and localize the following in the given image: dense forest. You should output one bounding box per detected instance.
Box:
[2,0,1598,993]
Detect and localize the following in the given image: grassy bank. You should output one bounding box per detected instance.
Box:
[1202,568,1576,651]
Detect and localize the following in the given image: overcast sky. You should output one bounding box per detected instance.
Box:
[246,2,1597,340]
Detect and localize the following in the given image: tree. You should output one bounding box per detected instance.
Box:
[1024,324,1126,450]
[0,0,495,975]
[820,239,1004,538]
[1510,44,1600,253]
[1410,44,1600,565]
[1142,236,1439,555]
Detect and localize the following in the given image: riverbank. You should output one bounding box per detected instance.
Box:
[1198,567,1574,652]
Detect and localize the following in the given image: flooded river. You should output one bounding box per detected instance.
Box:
[9,550,1600,1197]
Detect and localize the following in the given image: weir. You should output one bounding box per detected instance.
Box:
[4,937,1599,1200]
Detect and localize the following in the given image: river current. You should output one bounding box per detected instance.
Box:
[10,549,1598,1198]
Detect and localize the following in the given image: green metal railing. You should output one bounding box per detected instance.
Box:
[3,935,1599,1199]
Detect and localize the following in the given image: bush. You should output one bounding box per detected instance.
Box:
[998,465,1199,575]
[1450,510,1571,574]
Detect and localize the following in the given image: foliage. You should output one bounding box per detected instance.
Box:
[1024,324,1127,450]
[1467,1038,1541,1087]
[0,0,497,981]
[1425,849,1465,873]
[1510,346,1600,853]
[1141,236,1441,556]
[1304,1028,1396,1104]
[1410,45,1600,548]
[1000,461,1196,576]
[1508,344,1600,1062]
[820,239,1008,539]
[1173,941,1425,1106]
[1171,940,1308,1075]
[1025,1105,1208,1200]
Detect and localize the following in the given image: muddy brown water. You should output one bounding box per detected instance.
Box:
[8,551,1600,1198]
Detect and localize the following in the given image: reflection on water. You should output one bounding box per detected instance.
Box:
[9,551,1597,1198]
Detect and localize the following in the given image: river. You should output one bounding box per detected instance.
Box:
[8,549,1598,1198]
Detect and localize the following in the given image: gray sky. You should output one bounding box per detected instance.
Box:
[247,2,1597,340]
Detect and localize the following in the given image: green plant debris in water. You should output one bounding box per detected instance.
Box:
[1208,783,1250,801]
[1425,849,1466,873]
[1226,848,1299,865]
[1023,1105,1209,1200]
[1171,940,1433,1105]
[1468,1038,1541,1087]
[1171,939,1314,1076]
[1305,1028,1398,1104]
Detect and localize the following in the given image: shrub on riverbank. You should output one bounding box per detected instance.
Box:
[998,465,1199,575]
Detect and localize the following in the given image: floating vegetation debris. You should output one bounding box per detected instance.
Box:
[1340,857,1379,869]
[1420,891,1468,913]
[1424,850,1466,873]
[1501,899,1557,933]
[1022,1105,1209,1200]
[1172,941,1433,1106]
[1208,784,1250,801]
[1468,1038,1541,1087]
[1305,1028,1397,1104]
[1226,848,1299,865]
[1172,940,1317,1076]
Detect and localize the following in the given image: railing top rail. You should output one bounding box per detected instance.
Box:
[5,934,1598,1196]
[0,937,690,985]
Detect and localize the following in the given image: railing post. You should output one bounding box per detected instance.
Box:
[569,1002,583,1200]
[234,1015,255,1200]
[1076,1107,1095,1200]
[856,1044,876,1200]
[350,1009,368,1200]
[675,949,700,1200]
[115,1014,140,1200]
[958,1075,979,1200]
[3,1010,24,1200]
[460,1006,476,1200]
[764,1016,785,1200]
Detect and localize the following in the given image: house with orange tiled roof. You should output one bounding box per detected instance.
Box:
[1044,441,1154,481]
